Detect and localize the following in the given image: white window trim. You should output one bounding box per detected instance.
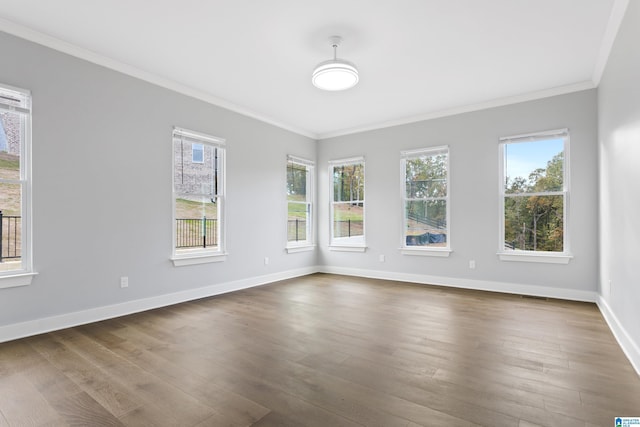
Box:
[171,127,226,265]
[497,128,572,263]
[0,83,35,288]
[286,155,315,251]
[171,253,228,267]
[400,145,451,255]
[400,248,452,257]
[329,156,366,251]
[286,244,316,254]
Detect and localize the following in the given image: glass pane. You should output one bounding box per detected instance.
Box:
[192,143,204,163]
[333,203,364,238]
[0,183,23,271]
[405,200,447,247]
[287,162,307,202]
[504,195,563,252]
[405,154,447,198]
[333,164,364,202]
[175,195,218,250]
[504,138,564,193]
[0,110,22,180]
[287,202,308,242]
[174,140,217,196]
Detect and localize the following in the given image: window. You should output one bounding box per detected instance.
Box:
[172,127,226,265]
[329,157,365,250]
[499,129,570,263]
[286,155,314,251]
[401,146,450,256]
[0,83,33,286]
[191,143,204,163]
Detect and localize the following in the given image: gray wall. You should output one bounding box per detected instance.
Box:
[318,90,599,294]
[0,31,317,326]
[598,1,640,357]
[0,27,605,334]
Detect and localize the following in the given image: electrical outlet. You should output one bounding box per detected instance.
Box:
[379,254,385,262]
[264,257,270,265]
[120,276,129,288]
[469,260,476,269]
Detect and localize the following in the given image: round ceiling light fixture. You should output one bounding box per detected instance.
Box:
[312,36,359,91]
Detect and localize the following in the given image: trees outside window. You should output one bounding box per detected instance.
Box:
[330,158,365,247]
[500,129,568,254]
[401,147,449,251]
[286,156,313,248]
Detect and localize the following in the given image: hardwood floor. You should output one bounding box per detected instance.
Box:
[1,273,639,426]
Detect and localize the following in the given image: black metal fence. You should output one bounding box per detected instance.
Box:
[287,219,307,242]
[407,212,446,230]
[176,218,217,248]
[333,219,363,238]
[0,211,21,262]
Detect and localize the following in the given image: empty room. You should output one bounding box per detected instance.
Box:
[0,1,639,426]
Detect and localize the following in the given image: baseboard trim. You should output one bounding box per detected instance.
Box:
[596,296,640,376]
[0,266,320,344]
[318,266,598,302]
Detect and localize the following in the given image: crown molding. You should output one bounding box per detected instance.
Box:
[0,18,318,140]
[592,0,629,85]
[317,81,596,140]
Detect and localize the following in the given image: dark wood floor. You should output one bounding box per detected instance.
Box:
[1,273,639,426]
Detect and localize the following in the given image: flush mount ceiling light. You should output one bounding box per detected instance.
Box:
[312,36,359,91]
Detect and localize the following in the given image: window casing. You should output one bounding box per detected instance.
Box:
[401,146,450,256]
[286,155,314,250]
[329,157,365,249]
[499,129,570,263]
[172,127,226,265]
[0,83,33,286]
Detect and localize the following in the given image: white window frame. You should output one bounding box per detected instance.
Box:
[400,146,451,257]
[0,83,36,288]
[171,127,226,266]
[498,128,572,264]
[329,157,366,252]
[191,142,204,164]
[286,155,315,253]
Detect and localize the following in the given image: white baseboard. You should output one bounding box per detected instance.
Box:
[596,296,640,376]
[0,266,320,344]
[319,266,597,302]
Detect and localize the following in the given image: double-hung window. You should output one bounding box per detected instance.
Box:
[0,83,34,287]
[286,155,314,251]
[329,157,365,250]
[401,146,450,256]
[499,129,570,263]
[172,127,226,265]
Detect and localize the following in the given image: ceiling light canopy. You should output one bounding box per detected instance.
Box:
[312,36,359,91]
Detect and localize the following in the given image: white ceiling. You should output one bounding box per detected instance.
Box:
[0,0,623,139]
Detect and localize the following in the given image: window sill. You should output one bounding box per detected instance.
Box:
[497,252,572,264]
[0,272,38,289]
[329,245,367,253]
[171,253,227,267]
[400,248,452,257]
[286,244,315,254]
